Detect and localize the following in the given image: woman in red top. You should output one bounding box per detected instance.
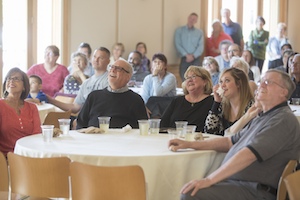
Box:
[206,19,234,57]
[0,68,41,156]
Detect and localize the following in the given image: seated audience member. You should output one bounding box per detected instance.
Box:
[109,43,125,66]
[47,47,110,114]
[141,53,176,104]
[214,40,233,72]
[230,56,257,95]
[160,66,213,132]
[275,49,293,72]
[27,45,69,97]
[206,19,233,57]
[136,42,151,72]
[68,42,94,77]
[290,54,300,99]
[0,68,41,156]
[242,50,261,83]
[270,43,293,69]
[76,58,148,129]
[204,68,254,136]
[25,75,48,103]
[203,57,220,86]
[267,22,289,69]
[287,52,299,76]
[228,44,254,81]
[171,69,300,200]
[128,51,150,85]
[64,52,89,95]
[248,16,269,72]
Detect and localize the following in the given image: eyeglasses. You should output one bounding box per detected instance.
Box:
[259,78,285,89]
[44,51,53,56]
[185,75,200,81]
[228,49,239,54]
[292,62,300,67]
[108,65,130,73]
[204,62,214,66]
[6,77,23,82]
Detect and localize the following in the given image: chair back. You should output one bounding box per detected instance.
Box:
[70,162,146,200]
[43,109,72,128]
[0,152,9,191]
[7,153,70,198]
[277,160,297,200]
[283,170,300,200]
[146,96,177,118]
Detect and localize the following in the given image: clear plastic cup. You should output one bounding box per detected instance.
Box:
[98,117,111,133]
[167,129,180,140]
[41,125,54,142]
[175,121,188,138]
[292,98,300,105]
[58,119,71,135]
[138,120,149,136]
[149,119,161,135]
[185,125,197,141]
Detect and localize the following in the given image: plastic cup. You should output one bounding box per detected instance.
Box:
[175,121,188,139]
[292,98,300,105]
[149,119,161,135]
[58,119,71,135]
[41,125,54,142]
[98,117,111,133]
[185,125,197,141]
[138,120,149,136]
[167,129,180,140]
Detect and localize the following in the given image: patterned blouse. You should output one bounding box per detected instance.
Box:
[63,75,89,95]
[204,99,255,136]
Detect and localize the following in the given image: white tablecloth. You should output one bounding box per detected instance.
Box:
[14,129,226,200]
[36,103,55,123]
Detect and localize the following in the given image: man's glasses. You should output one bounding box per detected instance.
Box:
[203,62,214,66]
[185,75,200,81]
[228,50,239,54]
[108,65,130,73]
[259,78,285,89]
[6,77,23,82]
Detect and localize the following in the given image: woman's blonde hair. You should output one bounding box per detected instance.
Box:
[182,66,213,95]
[212,19,224,33]
[219,68,254,121]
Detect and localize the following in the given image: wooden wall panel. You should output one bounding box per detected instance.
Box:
[287,0,300,53]
[163,0,201,65]
[69,0,117,64]
[118,0,162,61]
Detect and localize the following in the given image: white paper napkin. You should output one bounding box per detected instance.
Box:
[122,124,132,132]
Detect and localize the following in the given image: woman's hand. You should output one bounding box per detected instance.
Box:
[213,84,222,103]
[72,63,80,72]
[153,64,163,76]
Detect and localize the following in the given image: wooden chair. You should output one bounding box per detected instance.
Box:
[277,160,297,200]
[43,109,72,128]
[7,153,71,199]
[0,152,9,192]
[283,170,300,200]
[70,162,146,200]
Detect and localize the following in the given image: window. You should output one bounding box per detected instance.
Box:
[242,0,258,46]
[222,0,237,23]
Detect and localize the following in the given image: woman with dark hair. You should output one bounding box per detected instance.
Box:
[249,16,269,72]
[27,45,69,96]
[204,68,254,136]
[141,53,176,103]
[161,66,214,132]
[242,50,261,83]
[0,68,41,156]
[286,52,299,76]
[136,42,150,72]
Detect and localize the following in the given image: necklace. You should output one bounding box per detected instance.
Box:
[191,103,194,107]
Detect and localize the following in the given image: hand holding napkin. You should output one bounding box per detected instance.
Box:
[78,126,105,134]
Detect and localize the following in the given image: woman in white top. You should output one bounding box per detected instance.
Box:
[242,50,261,84]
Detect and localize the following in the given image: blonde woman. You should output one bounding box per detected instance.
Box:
[109,43,125,65]
[161,66,214,132]
[204,68,254,135]
[203,56,220,86]
[206,19,233,57]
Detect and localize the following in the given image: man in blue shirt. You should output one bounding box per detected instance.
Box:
[175,13,204,81]
[221,8,244,50]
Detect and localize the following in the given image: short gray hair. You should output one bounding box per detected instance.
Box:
[71,51,88,66]
[220,8,230,16]
[117,57,133,76]
[218,40,233,51]
[230,56,249,74]
[266,69,296,100]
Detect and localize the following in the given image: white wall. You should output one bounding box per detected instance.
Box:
[68,0,201,65]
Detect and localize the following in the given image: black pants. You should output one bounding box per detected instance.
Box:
[254,58,264,72]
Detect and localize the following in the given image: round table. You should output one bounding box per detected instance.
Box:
[14,129,226,200]
[36,103,55,123]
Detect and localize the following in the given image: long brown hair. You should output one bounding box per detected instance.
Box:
[219,68,254,121]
